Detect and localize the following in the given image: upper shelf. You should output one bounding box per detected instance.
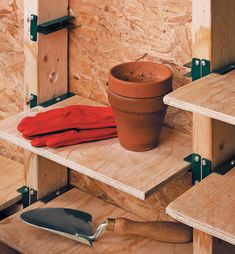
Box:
[164,71,235,126]
[0,95,191,200]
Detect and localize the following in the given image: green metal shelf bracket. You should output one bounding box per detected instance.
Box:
[30,15,75,42]
[29,92,75,109]
[184,153,211,184]
[184,58,211,81]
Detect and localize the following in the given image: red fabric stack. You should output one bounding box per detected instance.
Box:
[17,105,117,148]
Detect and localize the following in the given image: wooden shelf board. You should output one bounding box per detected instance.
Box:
[166,169,235,246]
[164,71,235,126]
[0,95,192,200]
[0,156,24,211]
[0,188,193,254]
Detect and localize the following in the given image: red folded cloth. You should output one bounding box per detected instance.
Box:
[30,128,117,148]
[17,105,117,148]
[18,105,116,138]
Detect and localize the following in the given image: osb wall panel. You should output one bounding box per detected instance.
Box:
[69,0,192,134]
[0,0,24,162]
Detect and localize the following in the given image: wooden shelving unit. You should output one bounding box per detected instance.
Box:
[164,73,235,253]
[1,0,235,254]
[161,1,235,253]
[0,95,191,200]
[0,156,24,211]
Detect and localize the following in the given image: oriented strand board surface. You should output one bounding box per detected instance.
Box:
[0,0,24,162]
[166,169,235,246]
[69,0,193,134]
[0,188,193,254]
[164,72,235,126]
[0,155,24,211]
[0,95,191,200]
[71,171,192,222]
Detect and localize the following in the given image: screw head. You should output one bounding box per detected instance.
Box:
[202,159,206,166]
[194,180,199,185]
[231,160,235,166]
[30,189,35,195]
[195,60,200,66]
[30,15,34,21]
[201,60,206,66]
[30,35,34,40]
[24,187,29,192]
[56,191,61,196]
[194,156,200,162]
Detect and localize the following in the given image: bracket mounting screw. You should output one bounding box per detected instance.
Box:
[194,156,200,162]
[195,60,200,66]
[201,60,206,66]
[202,159,206,166]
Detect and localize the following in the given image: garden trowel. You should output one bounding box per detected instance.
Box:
[20,208,192,246]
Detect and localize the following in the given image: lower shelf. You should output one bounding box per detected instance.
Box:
[0,156,24,211]
[0,188,193,254]
[166,169,235,246]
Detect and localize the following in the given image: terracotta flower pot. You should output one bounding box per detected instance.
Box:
[108,61,173,152]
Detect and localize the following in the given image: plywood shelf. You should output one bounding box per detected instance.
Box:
[0,156,24,211]
[166,169,235,246]
[0,95,192,200]
[0,188,193,254]
[164,71,235,126]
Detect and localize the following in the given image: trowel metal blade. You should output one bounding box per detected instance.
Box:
[20,208,93,246]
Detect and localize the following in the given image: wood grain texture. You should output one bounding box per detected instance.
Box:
[24,0,68,104]
[192,114,212,160]
[0,188,193,254]
[211,0,235,70]
[166,169,235,246]
[69,0,193,134]
[0,0,24,163]
[24,0,69,199]
[192,0,211,60]
[193,230,235,254]
[0,156,24,211]
[25,151,68,199]
[193,0,235,70]
[0,95,191,200]
[164,72,235,126]
[193,229,213,254]
[165,5,235,165]
[70,170,192,221]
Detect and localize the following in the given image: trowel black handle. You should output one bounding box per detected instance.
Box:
[106,218,192,244]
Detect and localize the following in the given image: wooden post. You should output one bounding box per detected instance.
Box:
[24,0,69,199]
[193,0,235,166]
[193,0,235,253]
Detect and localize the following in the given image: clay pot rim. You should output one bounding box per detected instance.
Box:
[109,61,173,86]
[108,90,167,113]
